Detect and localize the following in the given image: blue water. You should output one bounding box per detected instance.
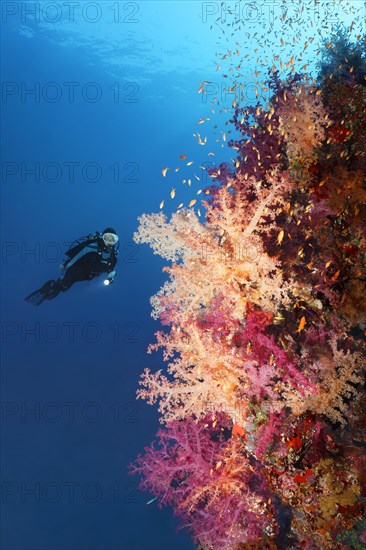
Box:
[1,1,364,549]
[1,2,217,548]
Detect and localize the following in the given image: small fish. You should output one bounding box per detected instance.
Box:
[187,161,194,166]
[180,155,187,160]
[170,188,176,199]
[189,199,196,207]
[277,230,284,245]
[197,134,207,145]
[159,200,164,209]
[162,167,169,177]
[296,316,306,333]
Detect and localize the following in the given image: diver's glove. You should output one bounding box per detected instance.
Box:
[104,270,116,286]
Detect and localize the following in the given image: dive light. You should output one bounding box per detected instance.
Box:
[104,270,116,286]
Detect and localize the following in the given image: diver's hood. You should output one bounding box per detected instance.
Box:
[102,227,117,235]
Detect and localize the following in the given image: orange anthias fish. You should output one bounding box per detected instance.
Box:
[277,230,284,245]
[296,316,306,333]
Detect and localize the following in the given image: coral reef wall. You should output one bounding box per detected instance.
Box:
[131,29,366,550]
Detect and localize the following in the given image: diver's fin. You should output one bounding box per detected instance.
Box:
[25,288,48,306]
[25,280,62,306]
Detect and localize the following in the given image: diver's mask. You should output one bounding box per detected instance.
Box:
[102,232,119,247]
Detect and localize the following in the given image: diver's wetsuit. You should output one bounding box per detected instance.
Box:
[25,233,118,306]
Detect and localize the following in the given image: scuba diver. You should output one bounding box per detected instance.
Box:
[25,228,119,306]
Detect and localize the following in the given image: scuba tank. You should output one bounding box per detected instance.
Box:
[62,232,119,272]
[64,233,101,260]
